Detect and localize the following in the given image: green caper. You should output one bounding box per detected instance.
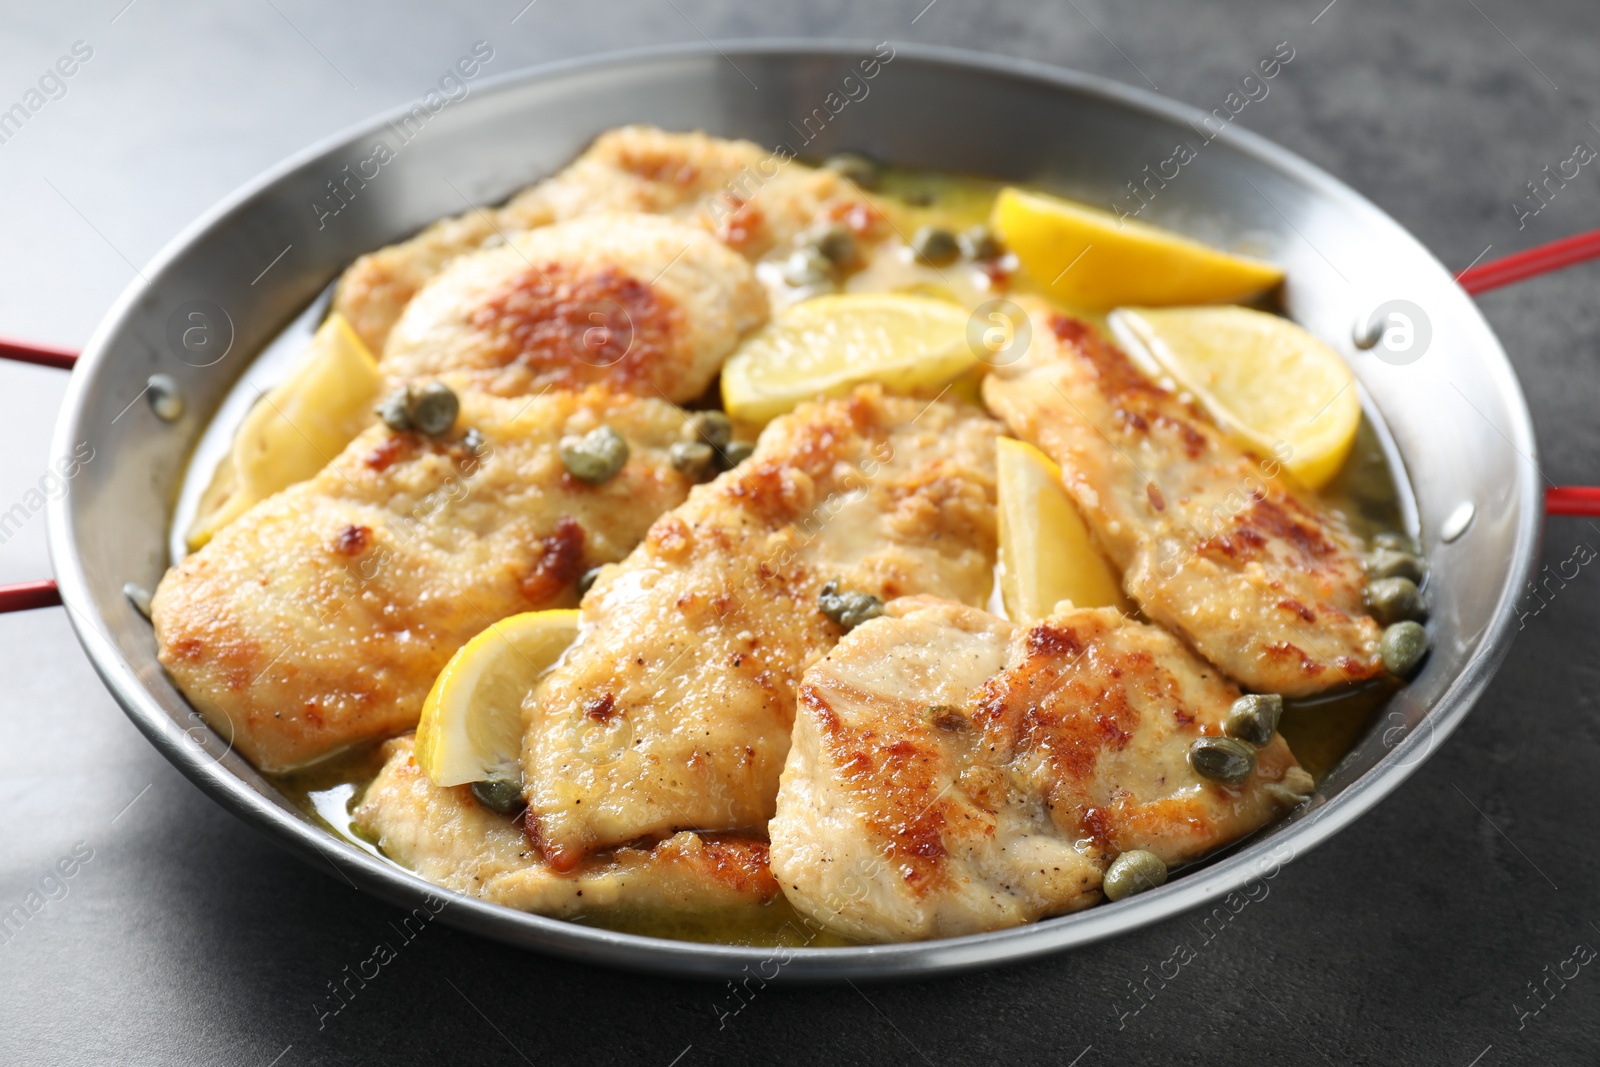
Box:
[911,226,960,267]
[823,152,880,190]
[811,224,858,268]
[818,580,885,632]
[1102,850,1168,902]
[410,381,460,437]
[1368,576,1428,625]
[717,440,756,470]
[1368,548,1425,583]
[1372,531,1414,553]
[1380,620,1429,677]
[783,247,836,289]
[1188,736,1256,784]
[577,566,605,597]
[959,225,1003,261]
[1224,693,1283,748]
[560,425,629,484]
[670,440,716,479]
[685,410,733,449]
[470,778,526,816]
[376,387,413,432]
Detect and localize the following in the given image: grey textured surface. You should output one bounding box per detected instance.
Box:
[1,1,1597,1064]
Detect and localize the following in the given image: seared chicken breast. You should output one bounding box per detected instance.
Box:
[354,736,778,916]
[523,387,1000,871]
[382,214,767,402]
[335,125,878,353]
[770,596,1313,942]
[154,387,696,773]
[983,302,1382,697]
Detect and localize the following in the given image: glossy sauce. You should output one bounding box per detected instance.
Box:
[261,166,1414,947]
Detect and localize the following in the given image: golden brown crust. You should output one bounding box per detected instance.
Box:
[523,387,1000,870]
[353,736,778,915]
[153,387,696,773]
[380,214,767,402]
[983,304,1382,697]
[334,125,873,354]
[771,597,1313,941]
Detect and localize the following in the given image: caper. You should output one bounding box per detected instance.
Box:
[1372,531,1414,553]
[670,440,716,479]
[1380,620,1429,678]
[560,425,629,484]
[1188,736,1256,784]
[410,381,460,437]
[811,224,858,268]
[1368,548,1425,583]
[470,778,526,816]
[685,410,733,449]
[783,247,835,288]
[461,427,488,454]
[823,152,880,190]
[959,225,1003,261]
[1102,850,1168,902]
[818,580,885,632]
[376,387,413,432]
[717,440,756,470]
[1224,693,1283,748]
[911,226,960,267]
[1368,576,1427,625]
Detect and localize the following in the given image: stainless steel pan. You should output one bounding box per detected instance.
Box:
[13,41,1548,980]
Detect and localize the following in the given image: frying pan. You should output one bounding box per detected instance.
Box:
[0,41,1571,980]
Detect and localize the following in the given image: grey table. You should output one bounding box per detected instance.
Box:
[2,1,1596,1064]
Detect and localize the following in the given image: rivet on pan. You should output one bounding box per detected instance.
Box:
[1352,316,1382,350]
[147,374,184,422]
[123,582,153,620]
[1441,501,1475,543]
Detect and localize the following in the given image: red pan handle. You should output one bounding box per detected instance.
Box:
[0,580,62,612]
[0,232,1596,615]
[0,337,78,371]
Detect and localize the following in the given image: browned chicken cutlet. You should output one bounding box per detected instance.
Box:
[522,387,1000,871]
[770,596,1313,942]
[381,213,767,402]
[153,387,696,773]
[983,301,1382,697]
[353,735,779,916]
[335,125,881,354]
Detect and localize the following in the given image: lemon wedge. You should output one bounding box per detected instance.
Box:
[991,187,1283,309]
[414,610,580,787]
[997,437,1125,622]
[185,312,381,549]
[1110,306,1359,489]
[721,293,976,424]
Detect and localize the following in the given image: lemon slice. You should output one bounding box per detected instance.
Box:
[1110,306,1359,489]
[997,437,1125,622]
[992,187,1283,309]
[186,312,381,549]
[721,293,977,424]
[414,610,580,787]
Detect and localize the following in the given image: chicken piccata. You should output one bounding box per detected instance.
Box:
[158,126,1427,946]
